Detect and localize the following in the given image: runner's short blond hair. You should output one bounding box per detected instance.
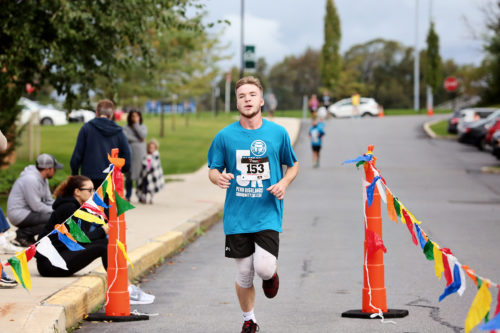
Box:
[235,76,263,94]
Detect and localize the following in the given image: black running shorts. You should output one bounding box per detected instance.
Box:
[225,230,279,259]
[312,145,321,152]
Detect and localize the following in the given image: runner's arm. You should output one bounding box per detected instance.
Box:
[266,162,299,200]
[209,168,234,189]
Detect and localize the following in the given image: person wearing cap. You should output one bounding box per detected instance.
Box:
[7,153,63,247]
[70,99,131,190]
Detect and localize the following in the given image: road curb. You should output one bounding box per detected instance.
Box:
[423,118,457,140]
[27,203,223,332]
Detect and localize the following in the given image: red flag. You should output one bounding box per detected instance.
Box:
[25,244,37,261]
[441,248,453,286]
[402,209,418,245]
[366,229,387,257]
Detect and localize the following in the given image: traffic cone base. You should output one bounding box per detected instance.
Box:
[341,309,409,319]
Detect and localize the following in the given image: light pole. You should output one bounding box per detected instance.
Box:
[414,0,420,111]
[240,0,245,79]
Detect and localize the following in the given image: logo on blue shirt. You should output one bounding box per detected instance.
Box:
[251,140,267,156]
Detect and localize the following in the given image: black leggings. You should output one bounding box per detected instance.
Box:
[36,238,108,277]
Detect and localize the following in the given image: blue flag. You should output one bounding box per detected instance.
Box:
[57,231,85,251]
[93,192,110,209]
[342,154,373,165]
[366,176,381,207]
[479,312,500,330]
[438,264,461,302]
[415,224,426,250]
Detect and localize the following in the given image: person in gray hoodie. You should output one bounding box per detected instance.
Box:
[7,153,63,246]
[70,99,131,190]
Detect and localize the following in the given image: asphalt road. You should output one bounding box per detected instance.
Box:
[79,115,500,333]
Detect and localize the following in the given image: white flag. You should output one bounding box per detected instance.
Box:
[37,236,68,270]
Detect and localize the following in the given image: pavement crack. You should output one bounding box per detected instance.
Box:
[406,298,462,333]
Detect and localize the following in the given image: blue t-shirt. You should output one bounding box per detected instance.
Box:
[207,119,297,235]
[309,125,325,146]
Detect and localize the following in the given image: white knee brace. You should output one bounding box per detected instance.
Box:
[235,256,254,288]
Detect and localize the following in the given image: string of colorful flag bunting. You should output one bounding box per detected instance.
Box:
[344,151,500,332]
[0,163,135,292]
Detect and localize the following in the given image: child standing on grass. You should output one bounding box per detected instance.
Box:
[309,119,325,168]
[136,139,165,204]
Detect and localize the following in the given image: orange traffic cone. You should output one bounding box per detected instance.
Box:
[427,108,434,116]
[378,106,385,118]
[86,148,148,322]
[342,145,408,319]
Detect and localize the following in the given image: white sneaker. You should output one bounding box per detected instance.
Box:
[128,285,155,305]
[3,230,16,242]
[0,240,24,254]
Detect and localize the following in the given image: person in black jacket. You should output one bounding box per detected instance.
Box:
[70,100,131,190]
[35,175,109,277]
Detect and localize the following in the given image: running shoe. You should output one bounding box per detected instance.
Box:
[262,272,279,298]
[128,285,155,305]
[241,320,259,333]
[0,275,18,289]
[0,240,24,254]
[3,230,17,242]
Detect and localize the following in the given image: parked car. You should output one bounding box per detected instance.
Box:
[482,118,500,150]
[69,109,95,123]
[447,108,496,134]
[491,131,500,160]
[457,110,500,148]
[455,108,497,135]
[18,97,68,126]
[328,97,379,118]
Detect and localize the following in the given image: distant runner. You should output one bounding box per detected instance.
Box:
[208,76,299,333]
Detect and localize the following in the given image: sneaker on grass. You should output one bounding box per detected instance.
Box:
[128,285,155,305]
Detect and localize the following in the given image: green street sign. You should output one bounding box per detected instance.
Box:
[244,45,256,69]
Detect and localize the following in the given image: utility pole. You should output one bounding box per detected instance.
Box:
[240,0,245,79]
[414,0,420,111]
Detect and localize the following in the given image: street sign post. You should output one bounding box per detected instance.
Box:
[444,76,458,92]
[244,45,256,69]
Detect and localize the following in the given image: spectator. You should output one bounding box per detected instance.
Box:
[308,94,319,117]
[70,99,131,190]
[265,92,278,119]
[123,110,147,201]
[7,153,63,247]
[0,131,20,288]
[34,175,154,304]
[136,139,164,204]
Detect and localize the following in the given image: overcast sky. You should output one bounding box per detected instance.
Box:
[200,0,493,72]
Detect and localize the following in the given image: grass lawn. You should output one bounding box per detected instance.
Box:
[384,109,451,116]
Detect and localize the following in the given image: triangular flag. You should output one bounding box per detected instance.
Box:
[25,244,37,261]
[92,191,110,209]
[105,174,115,202]
[439,263,462,302]
[432,243,444,280]
[8,252,31,290]
[116,240,134,268]
[67,219,91,243]
[114,190,135,216]
[441,248,453,286]
[386,189,398,223]
[36,237,68,270]
[463,265,478,286]
[376,181,386,203]
[423,240,434,260]
[414,224,426,250]
[73,209,106,225]
[479,312,500,330]
[393,197,402,219]
[401,209,418,245]
[81,203,108,220]
[0,263,3,280]
[365,229,387,257]
[406,209,422,225]
[55,224,76,242]
[465,283,492,333]
[57,231,85,251]
[366,176,380,207]
[342,154,372,165]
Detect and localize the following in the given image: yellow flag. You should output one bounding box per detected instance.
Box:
[117,240,134,268]
[407,209,422,225]
[465,283,492,333]
[74,209,106,225]
[432,243,444,279]
[106,174,115,202]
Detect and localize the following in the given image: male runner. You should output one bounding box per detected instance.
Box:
[208,76,299,332]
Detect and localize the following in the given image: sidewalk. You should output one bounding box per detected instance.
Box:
[0,117,301,333]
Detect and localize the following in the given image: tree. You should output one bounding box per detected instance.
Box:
[481,1,500,104]
[320,0,341,93]
[0,0,206,165]
[425,21,442,93]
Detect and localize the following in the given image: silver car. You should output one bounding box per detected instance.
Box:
[328,97,380,118]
